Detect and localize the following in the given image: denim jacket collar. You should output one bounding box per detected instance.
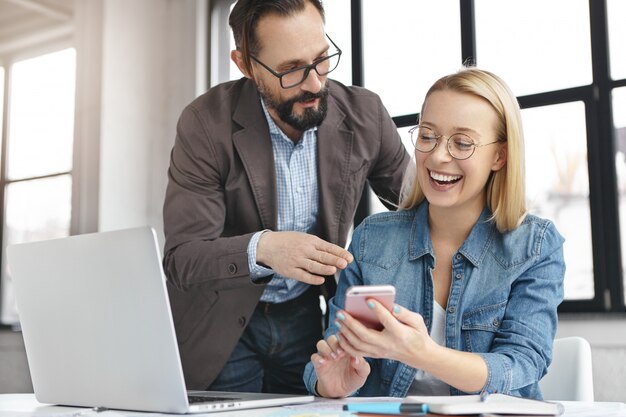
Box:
[410,201,497,268]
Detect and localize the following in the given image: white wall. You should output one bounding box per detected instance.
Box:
[557,318,626,402]
[0,4,203,392]
[75,0,202,246]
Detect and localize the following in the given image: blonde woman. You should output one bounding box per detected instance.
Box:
[304,68,565,399]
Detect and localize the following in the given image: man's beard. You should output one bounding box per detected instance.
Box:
[258,83,329,132]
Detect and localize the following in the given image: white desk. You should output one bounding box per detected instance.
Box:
[0,394,625,417]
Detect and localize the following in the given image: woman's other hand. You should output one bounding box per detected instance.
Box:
[310,334,370,398]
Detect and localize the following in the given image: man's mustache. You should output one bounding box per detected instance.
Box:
[297,92,322,102]
[291,89,327,104]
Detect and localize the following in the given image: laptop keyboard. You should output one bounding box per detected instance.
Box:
[188,395,240,404]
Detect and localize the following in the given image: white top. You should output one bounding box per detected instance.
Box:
[407,301,450,395]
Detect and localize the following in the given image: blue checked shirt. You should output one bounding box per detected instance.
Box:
[247,99,319,303]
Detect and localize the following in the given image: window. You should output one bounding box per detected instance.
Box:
[210,0,626,313]
[0,49,76,325]
[361,0,624,313]
[607,0,626,80]
[522,102,592,300]
[362,0,461,117]
[615,87,626,303]
[475,0,592,96]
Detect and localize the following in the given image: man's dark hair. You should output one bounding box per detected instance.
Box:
[229,0,325,76]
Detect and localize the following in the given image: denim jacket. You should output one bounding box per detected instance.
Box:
[304,201,565,399]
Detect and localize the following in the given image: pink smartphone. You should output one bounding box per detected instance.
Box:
[344,285,396,330]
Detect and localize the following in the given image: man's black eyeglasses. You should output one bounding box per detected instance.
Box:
[250,34,342,89]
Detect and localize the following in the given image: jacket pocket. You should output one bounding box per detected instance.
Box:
[460,300,507,353]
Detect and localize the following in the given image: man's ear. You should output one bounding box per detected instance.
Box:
[231,50,252,79]
[492,144,507,171]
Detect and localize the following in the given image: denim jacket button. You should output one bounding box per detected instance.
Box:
[455,273,463,280]
[448,306,456,313]
[492,319,500,327]
[455,254,462,260]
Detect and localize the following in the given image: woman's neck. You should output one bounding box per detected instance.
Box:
[428,202,485,248]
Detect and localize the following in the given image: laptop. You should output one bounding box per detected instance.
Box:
[7,227,314,414]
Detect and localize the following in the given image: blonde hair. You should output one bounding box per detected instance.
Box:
[399,67,527,232]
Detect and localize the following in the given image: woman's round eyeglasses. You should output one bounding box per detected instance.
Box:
[409,124,502,160]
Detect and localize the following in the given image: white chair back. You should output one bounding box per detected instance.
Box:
[540,336,594,401]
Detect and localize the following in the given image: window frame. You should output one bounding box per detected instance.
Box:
[0,40,78,328]
[350,0,625,314]
[209,0,626,314]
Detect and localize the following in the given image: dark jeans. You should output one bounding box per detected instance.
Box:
[207,287,322,394]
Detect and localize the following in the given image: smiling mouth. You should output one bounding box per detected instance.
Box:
[430,170,462,185]
[299,98,318,107]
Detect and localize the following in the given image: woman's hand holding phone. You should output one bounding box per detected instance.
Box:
[344,285,396,330]
[337,293,434,370]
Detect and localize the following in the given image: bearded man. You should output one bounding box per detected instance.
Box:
[162,0,410,395]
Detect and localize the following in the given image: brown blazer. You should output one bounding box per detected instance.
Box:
[163,78,410,389]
